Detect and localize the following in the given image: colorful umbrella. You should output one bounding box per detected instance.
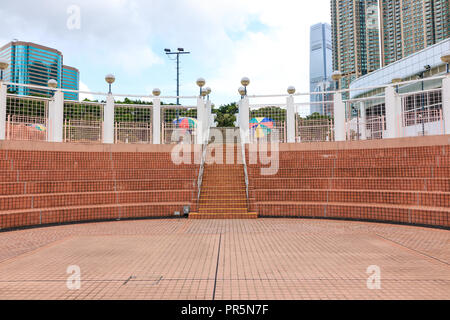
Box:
[173,117,197,130]
[250,117,274,138]
[27,124,46,132]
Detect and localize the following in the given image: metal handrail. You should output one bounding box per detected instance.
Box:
[196,140,208,203]
[240,139,249,202]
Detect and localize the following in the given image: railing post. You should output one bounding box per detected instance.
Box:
[197,97,205,144]
[205,99,212,140]
[0,82,6,140]
[443,75,450,135]
[385,85,401,139]
[103,94,115,144]
[239,97,250,144]
[48,90,64,142]
[152,97,161,144]
[333,92,346,141]
[359,101,367,140]
[286,95,295,143]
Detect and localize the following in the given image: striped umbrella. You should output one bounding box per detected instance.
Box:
[173,117,197,130]
[27,124,46,132]
[250,117,274,138]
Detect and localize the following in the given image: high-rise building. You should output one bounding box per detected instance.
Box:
[379,0,450,67]
[62,65,80,101]
[331,0,449,89]
[331,0,381,89]
[310,23,333,115]
[0,41,79,100]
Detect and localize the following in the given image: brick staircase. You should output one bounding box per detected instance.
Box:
[0,147,199,230]
[247,143,450,228]
[190,144,257,219]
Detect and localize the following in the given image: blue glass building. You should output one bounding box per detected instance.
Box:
[309,23,333,115]
[0,41,79,100]
[62,65,80,100]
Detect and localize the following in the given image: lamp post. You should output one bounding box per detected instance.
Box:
[48,79,58,97]
[442,51,450,74]
[205,87,211,100]
[196,78,206,96]
[105,74,115,94]
[392,78,402,93]
[331,70,342,91]
[287,86,296,95]
[0,59,9,81]
[152,88,161,97]
[238,86,246,99]
[165,48,190,105]
[241,77,250,96]
[417,66,430,137]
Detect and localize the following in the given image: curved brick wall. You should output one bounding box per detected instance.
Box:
[0,141,200,231]
[247,135,450,229]
[0,135,449,231]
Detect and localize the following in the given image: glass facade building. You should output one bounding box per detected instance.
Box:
[0,41,79,100]
[310,23,333,115]
[331,0,381,89]
[349,38,450,98]
[62,65,80,101]
[331,0,449,89]
[379,0,450,67]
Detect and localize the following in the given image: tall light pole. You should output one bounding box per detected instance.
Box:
[164,48,190,106]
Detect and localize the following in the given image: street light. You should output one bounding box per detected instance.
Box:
[48,79,58,97]
[196,78,206,96]
[287,86,296,95]
[152,88,161,97]
[0,59,9,81]
[241,77,250,96]
[48,79,58,88]
[238,86,246,99]
[165,48,191,105]
[105,74,115,94]
[441,51,450,74]
[392,78,402,93]
[331,70,342,90]
[205,87,211,100]
[416,67,430,137]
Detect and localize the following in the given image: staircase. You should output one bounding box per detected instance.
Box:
[190,143,257,219]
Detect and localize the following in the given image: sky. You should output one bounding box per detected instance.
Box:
[0,0,331,106]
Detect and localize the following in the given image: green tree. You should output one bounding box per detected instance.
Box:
[212,102,238,127]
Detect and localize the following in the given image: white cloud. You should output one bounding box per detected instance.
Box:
[79,81,94,101]
[0,0,331,105]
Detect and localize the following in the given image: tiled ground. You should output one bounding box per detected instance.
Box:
[0,218,448,300]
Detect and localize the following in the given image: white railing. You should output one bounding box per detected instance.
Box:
[0,75,449,145]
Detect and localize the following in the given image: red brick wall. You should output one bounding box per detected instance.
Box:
[0,144,200,230]
[247,143,450,228]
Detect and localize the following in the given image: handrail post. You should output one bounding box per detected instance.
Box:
[359,101,367,140]
[443,75,450,135]
[152,97,161,144]
[103,94,115,144]
[197,97,205,144]
[48,89,64,142]
[239,97,250,144]
[0,82,7,140]
[286,95,295,143]
[333,92,346,141]
[385,86,401,139]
